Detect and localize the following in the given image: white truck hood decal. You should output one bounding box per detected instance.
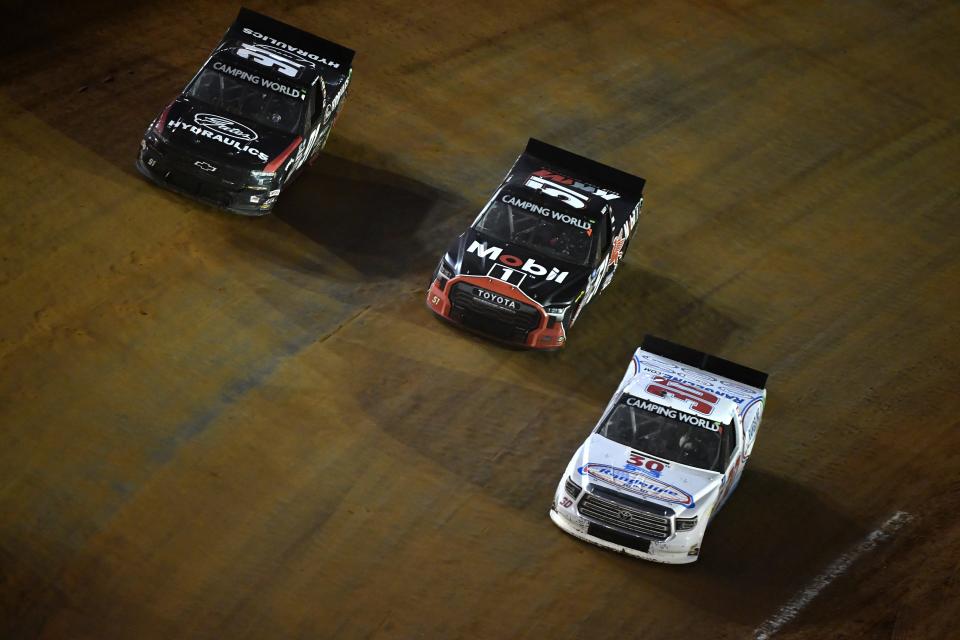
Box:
[575,434,721,510]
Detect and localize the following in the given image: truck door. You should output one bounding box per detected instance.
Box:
[716,412,745,512]
[304,83,328,165]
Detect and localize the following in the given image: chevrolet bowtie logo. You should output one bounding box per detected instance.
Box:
[194,161,217,172]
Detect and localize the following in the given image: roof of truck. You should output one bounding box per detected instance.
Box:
[626,349,765,422]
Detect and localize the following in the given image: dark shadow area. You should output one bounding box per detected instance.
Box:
[501,263,746,404]
[0,3,475,283]
[345,305,600,516]
[0,1,135,58]
[348,281,731,520]
[575,467,866,626]
[352,337,865,627]
[0,5,204,177]
[427,310,553,353]
[346,267,747,520]
[272,152,469,277]
[219,149,470,282]
[0,539,68,640]
[404,263,745,399]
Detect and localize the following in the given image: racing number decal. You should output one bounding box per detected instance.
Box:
[487,264,527,285]
[523,174,589,209]
[236,43,305,78]
[645,376,719,415]
[626,452,666,475]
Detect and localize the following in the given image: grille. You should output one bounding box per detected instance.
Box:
[579,490,672,541]
[587,524,651,553]
[564,477,582,499]
[161,145,250,189]
[449,283,541,343]
[164,170,235,206]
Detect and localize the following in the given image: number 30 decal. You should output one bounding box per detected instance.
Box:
[627,451,666,475]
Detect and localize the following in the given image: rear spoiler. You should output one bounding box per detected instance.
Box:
[641,335,768,390]
[227,7,355,71]
[524,138,646,200]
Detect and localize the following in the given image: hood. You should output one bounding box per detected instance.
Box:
[158,97,299,171]
[448,228,592,306]
[573,434,721,513]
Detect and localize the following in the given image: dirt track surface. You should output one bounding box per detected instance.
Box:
[2,1,959,638]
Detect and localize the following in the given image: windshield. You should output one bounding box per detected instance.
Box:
[186,67,305,135]
[598,396,733,472]
[475,192,597,265]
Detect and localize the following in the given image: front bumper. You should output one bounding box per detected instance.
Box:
[426,274,567,350]
[136,144,278,216]
[550,483,703,564]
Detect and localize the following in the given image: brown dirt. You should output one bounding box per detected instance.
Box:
[1,1,958,639]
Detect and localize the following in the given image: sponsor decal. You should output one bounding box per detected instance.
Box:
[487,264,527,286]
[625,396,722,432]
[194,113,258,142]
[608,234,625,267]
[326,76,349,116]
[607,198,641,268]
[638,352,758,404]
[194,160,217,172]
[749,406,762,438]
[241,28,342,69]
[166,116,269,162]
[625,450,668,477]
[579,463,694,507]
[739,397,764,441]
[500,194,592,231]
[472,287,518,310]
[467,240,569,283]
[212,61,304,99]
[626,198,642,234]
[282,126,319,177]
[645,376,720,416]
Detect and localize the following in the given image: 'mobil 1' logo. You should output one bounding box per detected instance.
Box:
[467,241,569,283]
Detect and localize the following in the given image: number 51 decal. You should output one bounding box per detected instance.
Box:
[236,43,305,78]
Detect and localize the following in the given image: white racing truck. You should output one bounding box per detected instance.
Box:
[550,335,768,563]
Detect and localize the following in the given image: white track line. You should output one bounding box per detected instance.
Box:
[753,510,913,640]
